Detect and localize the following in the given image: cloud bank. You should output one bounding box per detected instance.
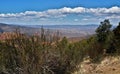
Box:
[0,6,120,25]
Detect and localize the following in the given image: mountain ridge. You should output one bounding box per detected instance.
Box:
[0,23,98,38]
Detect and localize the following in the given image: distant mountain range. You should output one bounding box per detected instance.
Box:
[0,23,40,35]
[0,23,98,38]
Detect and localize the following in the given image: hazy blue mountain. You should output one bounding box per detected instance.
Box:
[26,25,98,37]
[0,23,98,38]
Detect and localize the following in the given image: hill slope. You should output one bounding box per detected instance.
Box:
[73,56,120,74]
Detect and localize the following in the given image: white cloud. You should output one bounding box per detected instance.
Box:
[86,6,120,15]
[103,6,120,14]
[82,18,89,21]
[46,7,85,15]
[74,19,79,21]
[0,6,120,25]
[0,6,120,18]
[106,15,120,19]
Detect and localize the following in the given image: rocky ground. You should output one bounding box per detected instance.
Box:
[73,56,120,74]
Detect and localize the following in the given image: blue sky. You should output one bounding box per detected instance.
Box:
[0,0,120,25]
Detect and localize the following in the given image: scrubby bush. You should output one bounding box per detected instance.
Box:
[0,29,85,74]
[0,20,120,74]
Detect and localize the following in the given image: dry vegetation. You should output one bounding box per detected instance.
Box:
[0,19,120,74]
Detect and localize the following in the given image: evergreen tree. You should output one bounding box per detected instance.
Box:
[96,19,112,43]
[113,22,120,53]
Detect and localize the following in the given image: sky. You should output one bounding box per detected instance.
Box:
[0,0,120,25]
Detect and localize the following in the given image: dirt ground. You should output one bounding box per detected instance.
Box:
[73,56,120,74]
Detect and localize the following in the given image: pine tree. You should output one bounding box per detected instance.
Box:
[96,19,112,43]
